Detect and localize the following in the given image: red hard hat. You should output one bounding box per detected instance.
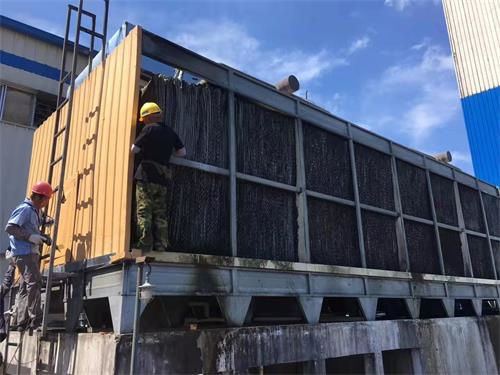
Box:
[32,181,53,198]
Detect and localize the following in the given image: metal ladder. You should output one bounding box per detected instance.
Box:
[40,0,109,340]
[1,287,20,375]
[1,1,109,374]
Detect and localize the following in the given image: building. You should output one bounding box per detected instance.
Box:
[443,0,500,186]
[0,15,91,250]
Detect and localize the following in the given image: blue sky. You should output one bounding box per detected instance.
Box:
[1,0,473,173]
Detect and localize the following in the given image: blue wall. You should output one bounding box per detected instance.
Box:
[461,86,500,186]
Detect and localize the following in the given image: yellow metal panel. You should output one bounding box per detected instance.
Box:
[27,27,142,267]
[443,0,500,98]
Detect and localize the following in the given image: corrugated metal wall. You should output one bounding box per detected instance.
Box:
[442,0,500,185]
[26,26,142,265]
[443,0,500,98]
[461,88,500,185]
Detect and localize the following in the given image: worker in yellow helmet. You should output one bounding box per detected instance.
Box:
[131,102,186,252]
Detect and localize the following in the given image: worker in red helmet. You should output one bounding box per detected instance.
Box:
[3,181,54,331]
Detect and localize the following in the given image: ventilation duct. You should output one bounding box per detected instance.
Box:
[275,75,300,94]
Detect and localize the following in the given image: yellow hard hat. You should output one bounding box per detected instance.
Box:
[139,102,162,121]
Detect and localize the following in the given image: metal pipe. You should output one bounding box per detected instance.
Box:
[170,156,229,176]
[275,75,300,94]
[130,263,144,375]
[16,332,23,375]
[102,0,109,61]
[236,172,299,192]
[359,203,398,217]
[433,151,452,163]
[402,214,435,226]
[437,222,462,232]
[306,190,355,207]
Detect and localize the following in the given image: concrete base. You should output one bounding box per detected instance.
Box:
[1,316,499,374]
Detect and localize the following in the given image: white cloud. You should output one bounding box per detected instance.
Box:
[347,36,371,55]
[411,38,431,51]
[384,0,440,12]
[358,44,461,145]
[378,46,454,88]
[449,150,472,164]
[384,0,412,11]
[402,86,458,140]
[171,19,346,85]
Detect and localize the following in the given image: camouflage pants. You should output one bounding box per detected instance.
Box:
[135,182,170,251]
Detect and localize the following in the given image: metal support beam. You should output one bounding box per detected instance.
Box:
[358,297,378,321]
[442,298,455,317]
[295,116,310,263]
[216,296,252,326]
[109,295,146,335]
[348,123,367,268]
[476,179,498,280]
[404,298,421,319]
[472,299,483,317]
[297,296,323,324]
[390,142,410,272]
[65,273,84,332]
[228,71,237,257]
[452,170,474,278]
[424,159,446,275]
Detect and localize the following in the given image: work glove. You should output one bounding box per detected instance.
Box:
[41,235,52,246]
[43,216,55,227]
[28,234,44,245]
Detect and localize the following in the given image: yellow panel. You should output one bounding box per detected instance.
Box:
[27,27,142,267]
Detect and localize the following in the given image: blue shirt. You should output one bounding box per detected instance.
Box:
[7,199,41,256]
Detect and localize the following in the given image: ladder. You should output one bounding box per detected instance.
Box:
[41,0,109,339]
[1,1,109,374]
[1,287,20,375]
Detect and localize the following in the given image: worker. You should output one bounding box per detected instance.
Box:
[4,181,53,331]
[131,102,186,252]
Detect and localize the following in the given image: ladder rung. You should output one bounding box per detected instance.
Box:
[56,97,69,111]
[50,156,64,167]
[61,71,71,84]
[79,26,104,40]
[68,5,96,19]
[55,126,67,138]
[7,342,18,347]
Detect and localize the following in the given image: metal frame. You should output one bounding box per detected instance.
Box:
[141,29,499,281]
[82,255,500,334]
